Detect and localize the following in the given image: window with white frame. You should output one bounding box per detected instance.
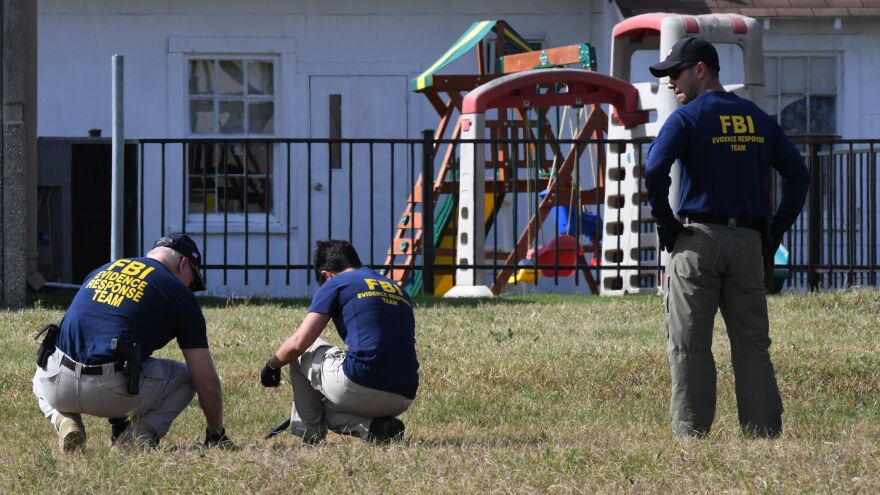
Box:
[764,54,838,136]
[187,57,276,214]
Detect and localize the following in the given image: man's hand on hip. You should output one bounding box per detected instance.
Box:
[762,233,782,269]
[762,234,782,259]
[657,221,694,253]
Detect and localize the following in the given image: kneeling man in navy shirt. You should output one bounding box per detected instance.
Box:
[261,240,419,444]
[32,234,230,451]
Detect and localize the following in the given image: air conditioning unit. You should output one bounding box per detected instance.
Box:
[37,137,138,284]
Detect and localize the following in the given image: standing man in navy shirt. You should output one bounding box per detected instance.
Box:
[645,37,809,438]
[32,234,230,451]
[260,240,419,444]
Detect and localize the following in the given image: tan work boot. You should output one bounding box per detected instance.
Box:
[112,419,158,451]
[55,413,86,452]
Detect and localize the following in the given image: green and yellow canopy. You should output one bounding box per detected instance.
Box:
[411,20,533,92]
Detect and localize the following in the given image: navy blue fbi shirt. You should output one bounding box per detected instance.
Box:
[308,267,419,400]
[57,257,208,365]
[645,91,809,239]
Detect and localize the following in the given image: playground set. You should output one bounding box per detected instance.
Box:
[382,14,787,297]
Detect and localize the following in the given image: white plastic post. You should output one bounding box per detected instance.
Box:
[444,113,493,297]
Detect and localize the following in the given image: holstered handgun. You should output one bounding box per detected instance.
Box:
[34,324,59,370]
[111,337,141,395]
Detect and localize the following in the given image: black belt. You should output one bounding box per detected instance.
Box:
[60,354,124,375]
[682,213,765,233]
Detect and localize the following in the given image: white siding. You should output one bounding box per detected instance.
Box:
[762,17,880,139]
[38,0,597,139]
[37,0,608,296]
[36,3,880,296]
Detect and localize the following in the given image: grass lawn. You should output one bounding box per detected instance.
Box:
[1,289,878,493]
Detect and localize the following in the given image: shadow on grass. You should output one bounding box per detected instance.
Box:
[411,433,551,448]
[197,297,313,309]
[410,296,533,308]
[27,288,77,310]
[27,287,633,311]
[27,290,564,312]
[26,288,315,311]
[202,293,615,309]
[410,293,656,307]
[153,434,552,452]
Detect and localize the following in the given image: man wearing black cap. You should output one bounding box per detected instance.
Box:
[32,234,231,451]
[645,37,809,438]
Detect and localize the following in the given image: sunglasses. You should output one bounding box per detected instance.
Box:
[668,63,696,80]
[178,257,199,290]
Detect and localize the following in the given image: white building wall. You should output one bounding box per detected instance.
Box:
[761,17,880,140]
[37,2,879,296]
[38,0,600,138]
[38,0,610,296]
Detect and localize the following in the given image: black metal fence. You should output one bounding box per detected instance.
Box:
[787,140,880,290]
[137,137,430,294]
[135,136,880,296]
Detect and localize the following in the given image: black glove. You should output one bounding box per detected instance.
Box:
[261,360,282,387]
[204,427,233,448]
[657,221,693,253]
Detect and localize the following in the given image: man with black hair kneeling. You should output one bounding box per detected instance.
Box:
[261,240,419,444]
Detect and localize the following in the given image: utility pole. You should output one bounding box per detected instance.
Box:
[1,0,37,308]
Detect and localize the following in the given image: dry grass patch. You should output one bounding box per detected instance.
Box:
[0,290,878,493]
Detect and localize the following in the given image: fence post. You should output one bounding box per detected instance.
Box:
[111,54,124,261]
[807,142,821,291]
[871,142,877,287]
[421,129,435,296]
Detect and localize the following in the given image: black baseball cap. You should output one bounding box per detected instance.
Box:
[649,37,720,78]
[154,233,206,291]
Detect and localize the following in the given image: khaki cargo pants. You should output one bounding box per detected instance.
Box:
[289,338,413,443]
[33,349,195,440]
[665,222,783,438]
